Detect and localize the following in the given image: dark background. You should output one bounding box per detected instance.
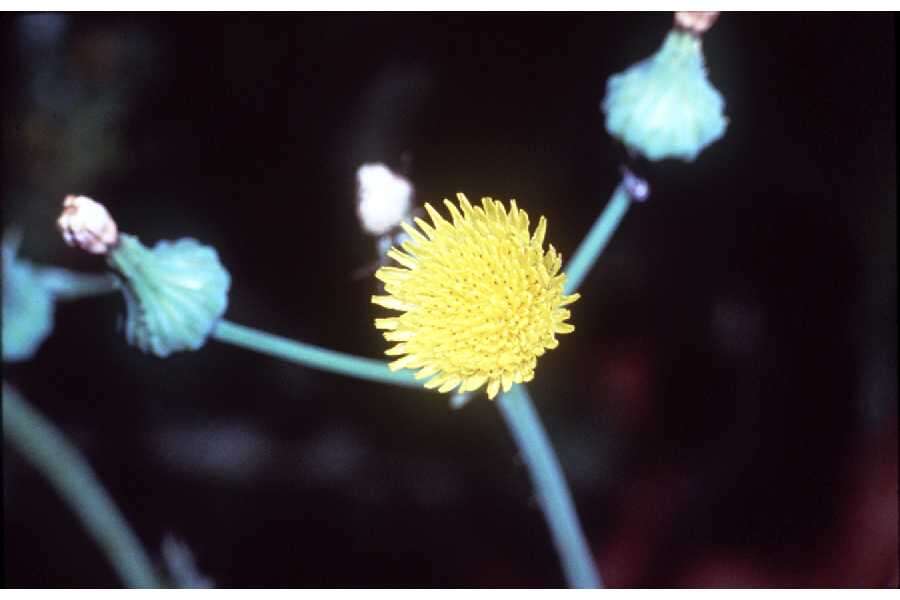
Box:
[3,12,897,587]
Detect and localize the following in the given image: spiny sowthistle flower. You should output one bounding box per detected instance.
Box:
[372,193,580,400]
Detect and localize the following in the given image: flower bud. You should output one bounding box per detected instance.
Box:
[57,195,119,255]
[107,234,230,358]
[602,29,728,162]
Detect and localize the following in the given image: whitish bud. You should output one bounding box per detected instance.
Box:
[57,195,119,255]
[107,234,230,358]
[356,163,413,236]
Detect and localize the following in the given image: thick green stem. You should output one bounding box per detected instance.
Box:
[2,383,161,588]
[211,320,419,388]
[499,385,602,588]
[563,183,631,295]
[35,267,117,300]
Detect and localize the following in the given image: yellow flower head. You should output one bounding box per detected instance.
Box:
[372,193,580,399]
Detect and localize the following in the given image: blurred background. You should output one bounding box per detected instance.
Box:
[2,12,897,588]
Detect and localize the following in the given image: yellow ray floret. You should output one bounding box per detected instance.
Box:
[371,193,580,400]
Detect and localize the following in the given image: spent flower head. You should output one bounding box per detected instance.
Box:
[372,193,579,399]
[602,21,727,162]
[108,234,231,358]
[56,195,231,357]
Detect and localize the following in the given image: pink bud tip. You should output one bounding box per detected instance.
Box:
[57,195,119,255]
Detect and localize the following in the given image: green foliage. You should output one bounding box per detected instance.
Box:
[2,238,55,363]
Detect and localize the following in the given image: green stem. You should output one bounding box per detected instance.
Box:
[205,176,634,589]
[35,266,118,300]
[2,383,161,588]
[210,320,419,388]
[210,319,607,587]
[496,178,635,587]
[563,182,631,295]
[499,385,602,588]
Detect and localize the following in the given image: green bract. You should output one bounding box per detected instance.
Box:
[2,239,55,363]
[107,234,230,358]
[603,30,728,162]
